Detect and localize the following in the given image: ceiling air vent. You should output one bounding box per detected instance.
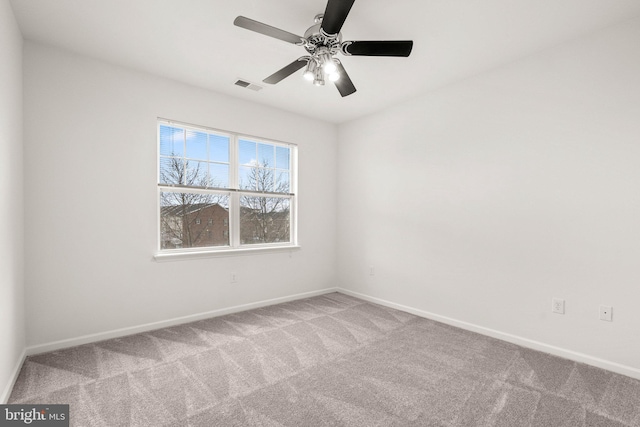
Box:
[234,79,263,92]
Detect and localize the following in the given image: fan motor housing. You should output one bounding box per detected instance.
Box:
[303,21,342,55]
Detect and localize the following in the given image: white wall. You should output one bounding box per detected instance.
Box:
[0,0,25,403]
[23,42,338,348]
[338,17,640,376]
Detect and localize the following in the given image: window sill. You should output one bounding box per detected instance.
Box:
[153,245,301,262]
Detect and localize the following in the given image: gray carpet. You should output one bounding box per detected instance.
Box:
[9,293,640,426]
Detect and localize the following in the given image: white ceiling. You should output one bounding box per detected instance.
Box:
[9,0,640,124]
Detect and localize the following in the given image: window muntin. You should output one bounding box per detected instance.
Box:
[157,120,296,253]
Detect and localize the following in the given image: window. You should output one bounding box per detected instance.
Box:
[157,120,297,254]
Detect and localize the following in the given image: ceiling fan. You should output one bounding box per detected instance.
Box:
[234,0,413,97]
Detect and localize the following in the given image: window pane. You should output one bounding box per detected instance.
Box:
[241,166,282,192]
[238,166,256,190]
[275,171,290,193]
[276,147,290,170]
[239,139,256,166]
[210,134,229,163]
[186,130,207,160]
[240,196,290,245]
[209,163,229,188]
[160,191,229,249]
[159,156,183,185]
[185,160,208,187]
[159,125,183,157]
[257,143,274,167]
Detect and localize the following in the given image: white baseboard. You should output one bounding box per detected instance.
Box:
[337,288,640,381]
[22,286,640,382]
[1,348,26,404]
[26,287,339,356]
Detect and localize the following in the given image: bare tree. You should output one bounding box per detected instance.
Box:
[240,163,290,244]
[160,157,226,248]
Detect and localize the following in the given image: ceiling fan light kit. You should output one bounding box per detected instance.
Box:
[233,0,413,97]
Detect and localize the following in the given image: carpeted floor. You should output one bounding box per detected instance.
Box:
[9,292,640,426]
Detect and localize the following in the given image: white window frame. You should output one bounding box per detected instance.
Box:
[155,119,298,261]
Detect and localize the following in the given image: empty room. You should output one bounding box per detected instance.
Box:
[1,0,640,425]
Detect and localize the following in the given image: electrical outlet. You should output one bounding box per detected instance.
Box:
[599,305,613,321]
[552,298,565,314]
[230,272,237,283]
[369,266,375,276]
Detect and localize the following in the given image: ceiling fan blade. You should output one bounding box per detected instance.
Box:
[263,58,308,84]
[320,0,356,36]
[234,16,302,44]
[334,61,356,97]
[342,40,413,57]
